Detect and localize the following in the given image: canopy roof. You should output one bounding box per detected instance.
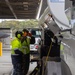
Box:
[0,0,41,19]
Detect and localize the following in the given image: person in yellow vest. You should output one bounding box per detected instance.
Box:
[11,31,23,75]
[21,29,30,75]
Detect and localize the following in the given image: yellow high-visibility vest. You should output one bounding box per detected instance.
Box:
[11,38,22,54]
[22,38,30,54]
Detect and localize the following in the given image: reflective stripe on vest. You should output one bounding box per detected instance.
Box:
[22,38,30,54]
[60,44,64,55]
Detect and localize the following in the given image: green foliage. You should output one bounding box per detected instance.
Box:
[0,19,39,36]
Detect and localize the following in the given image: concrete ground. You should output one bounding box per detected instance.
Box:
[0,51,12,75]
[0,47,75,75]
[0,51,37,75]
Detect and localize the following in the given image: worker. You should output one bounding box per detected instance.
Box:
[21,29,31,75]
[11,31,23,75]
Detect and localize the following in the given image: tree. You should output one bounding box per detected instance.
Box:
[0,19,39,36]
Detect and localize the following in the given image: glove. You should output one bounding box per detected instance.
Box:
[15,49,23,55]
[28,33,32,37]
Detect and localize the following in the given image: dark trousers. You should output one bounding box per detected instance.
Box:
[11,53,30,75]
[23,53,30,75]
[11,55,23,75]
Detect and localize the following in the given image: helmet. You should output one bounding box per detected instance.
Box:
[15,31,23,39]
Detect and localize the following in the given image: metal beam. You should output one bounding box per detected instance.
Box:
[36,0,43,19]
[9,2,39,6]
[0,15,35,19]
[17,13,36,14]
[5,0,17,19]
[0,9,36,13]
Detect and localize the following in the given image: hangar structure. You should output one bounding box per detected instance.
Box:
[0,0,73,19]
[0,0,41,19]
[0,0,75,75]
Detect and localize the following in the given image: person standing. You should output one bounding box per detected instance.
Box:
[21,29,30,75]
[11,31,23,75]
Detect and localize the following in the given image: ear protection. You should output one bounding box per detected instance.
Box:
[17,34,21,38]
[15,31,23,39]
